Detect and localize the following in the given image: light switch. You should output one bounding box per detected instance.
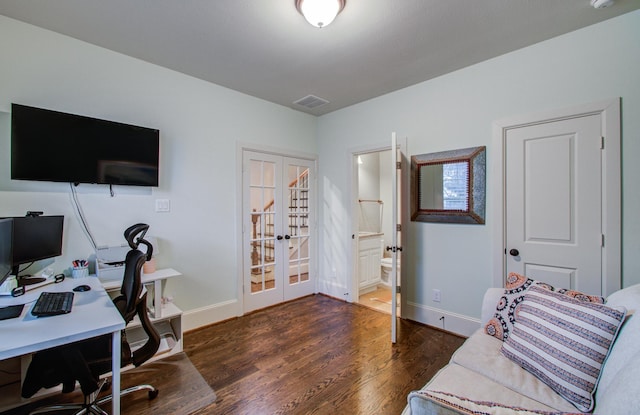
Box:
[155,199,170,213]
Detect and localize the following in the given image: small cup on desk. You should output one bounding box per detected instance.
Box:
[72,266,89,279]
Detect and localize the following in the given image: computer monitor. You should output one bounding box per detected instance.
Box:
[0,218,12,287]
[5,215,64,285]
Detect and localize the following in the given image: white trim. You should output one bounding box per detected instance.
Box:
[403,301,481,338]
[182,299,240,332]
[491,98,621,295]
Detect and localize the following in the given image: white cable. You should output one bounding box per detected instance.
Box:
[69,183,98,250]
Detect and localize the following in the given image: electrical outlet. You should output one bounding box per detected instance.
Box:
[433,289,441,302]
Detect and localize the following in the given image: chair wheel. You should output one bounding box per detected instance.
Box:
[149,389,159,400]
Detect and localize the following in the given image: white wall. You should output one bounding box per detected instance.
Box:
[0,16,316,327]
[316,10,640,335]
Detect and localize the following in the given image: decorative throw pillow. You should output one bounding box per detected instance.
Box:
[407,390,583,415]
[500,286,626,412]
[484,273,605,341]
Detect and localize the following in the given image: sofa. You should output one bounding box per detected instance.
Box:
[403,282,640,415]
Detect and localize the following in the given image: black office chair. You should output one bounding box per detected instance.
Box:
[21,224,161,415]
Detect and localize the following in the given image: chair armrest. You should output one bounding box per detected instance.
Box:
[480,288,503,324]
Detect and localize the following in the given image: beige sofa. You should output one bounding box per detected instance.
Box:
[403,284,640,415]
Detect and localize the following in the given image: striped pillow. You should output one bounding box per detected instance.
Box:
[484,272,605,341]
[501,286,626,412]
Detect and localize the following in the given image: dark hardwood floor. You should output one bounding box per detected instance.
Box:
[184,294,466,415]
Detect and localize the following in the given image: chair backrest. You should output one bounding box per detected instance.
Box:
[118,223,161,365]
[116,223,150,322]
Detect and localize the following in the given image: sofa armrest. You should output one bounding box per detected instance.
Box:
[480,288,503,324]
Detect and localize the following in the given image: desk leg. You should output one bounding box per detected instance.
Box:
[112,330,121,415]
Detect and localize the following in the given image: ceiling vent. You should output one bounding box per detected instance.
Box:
[293,95,329,109]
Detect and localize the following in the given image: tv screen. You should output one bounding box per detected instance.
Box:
[11,104,159,187]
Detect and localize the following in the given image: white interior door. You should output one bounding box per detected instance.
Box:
[505,115,603,294]
[243,151,315,313]
[390,132,405,343]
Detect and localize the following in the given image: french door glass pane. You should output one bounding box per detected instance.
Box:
[249,159,278,294]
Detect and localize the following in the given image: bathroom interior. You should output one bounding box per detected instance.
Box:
[356,149,400,315]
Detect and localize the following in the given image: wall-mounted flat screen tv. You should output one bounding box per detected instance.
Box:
[11,103,159,187]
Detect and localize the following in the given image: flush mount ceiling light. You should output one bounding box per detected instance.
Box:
[296,0,345,28]
[591,0,614,8]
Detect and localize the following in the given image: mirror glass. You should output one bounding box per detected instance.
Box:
[411,146,485,224]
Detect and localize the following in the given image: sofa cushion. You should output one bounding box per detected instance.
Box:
[501,286,626,412]
[596,283,640,396]
[451,329,578,412]
[407,390,583,415]
[484,273,604,342]
[418,364,575,413]
[593,350,640,415]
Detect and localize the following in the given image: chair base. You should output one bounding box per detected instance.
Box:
[29,379,159,415]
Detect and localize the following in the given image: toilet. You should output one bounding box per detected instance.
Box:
[380,257,400,286]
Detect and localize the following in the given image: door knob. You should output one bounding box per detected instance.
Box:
[509,249,520,257]
[277,235,283,240]
[284,235,291,240]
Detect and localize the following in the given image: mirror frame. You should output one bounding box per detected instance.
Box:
[411,146,486,224]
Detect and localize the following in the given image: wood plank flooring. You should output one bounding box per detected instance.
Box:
[184,294,465,414]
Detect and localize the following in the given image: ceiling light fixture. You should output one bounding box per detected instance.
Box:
[296,0,345,28]
[590,0,614,8]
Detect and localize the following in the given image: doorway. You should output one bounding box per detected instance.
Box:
[353,149,400,315]
[242,150,316,313]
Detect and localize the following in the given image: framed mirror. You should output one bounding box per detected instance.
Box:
[411,146,486,224]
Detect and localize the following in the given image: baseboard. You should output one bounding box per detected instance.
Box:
[403,301,480,337]
[317,280,350,302]
[182,298,240,332]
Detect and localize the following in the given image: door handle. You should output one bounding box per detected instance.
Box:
[509,249,520,257]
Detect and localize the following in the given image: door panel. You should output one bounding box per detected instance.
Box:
[283,158,315,300]
[245,152,283,310]
[506,114,602,294]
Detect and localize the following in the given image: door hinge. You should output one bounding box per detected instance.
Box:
[396,161,401,169]
[601,234,605,247]
[601,136,605,150]
[396,224,402,232]
[396,285,401,294]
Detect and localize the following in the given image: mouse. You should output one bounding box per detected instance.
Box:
[73,284,91,292]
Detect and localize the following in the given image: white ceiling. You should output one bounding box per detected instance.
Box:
[0,0,638,116]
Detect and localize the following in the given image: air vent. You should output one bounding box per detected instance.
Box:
[293,95,329,109]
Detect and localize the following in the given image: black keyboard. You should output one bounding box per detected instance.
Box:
[31,291,74,317]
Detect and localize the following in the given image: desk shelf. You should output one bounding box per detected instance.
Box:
[102,268,183,360]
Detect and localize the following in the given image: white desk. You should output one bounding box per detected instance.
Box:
[0,276,126,414]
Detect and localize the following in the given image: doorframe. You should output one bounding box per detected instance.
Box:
[491,98,621,295]
[236,142,319,315]
[348,142,390,304]
[348,137,407,315]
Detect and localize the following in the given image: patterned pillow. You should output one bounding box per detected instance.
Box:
[407,390,583,415]
[484,273,605,341]
[500,286,626,412]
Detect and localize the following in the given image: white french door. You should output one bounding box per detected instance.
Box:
[243,151,316,313]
